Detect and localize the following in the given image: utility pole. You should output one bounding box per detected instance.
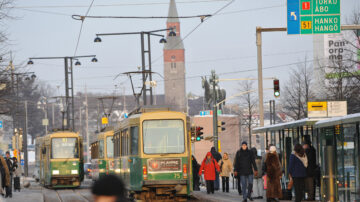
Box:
[210,71,219,152]
[52,103,55,128]
[85,85,89,163]
[23,101,28,177]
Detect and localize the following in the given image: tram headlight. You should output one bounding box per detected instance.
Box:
[52,170,60,175]
[71,170,78,174]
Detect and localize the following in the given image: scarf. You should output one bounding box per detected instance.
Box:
[294,152,308,168]
[205,157,212,164]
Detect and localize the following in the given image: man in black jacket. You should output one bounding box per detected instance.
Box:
[210,147,222,191]
[234,142,258,202]
[304,141,316,200]
[5,151,13,198]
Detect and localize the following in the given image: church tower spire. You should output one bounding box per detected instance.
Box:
[163,0,186,112]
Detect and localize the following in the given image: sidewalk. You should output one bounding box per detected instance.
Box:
[192,186,268,202]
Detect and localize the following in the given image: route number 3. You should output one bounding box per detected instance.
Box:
[301,21,312,29]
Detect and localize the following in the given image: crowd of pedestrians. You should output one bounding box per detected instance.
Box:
[0,151,20,198]
[195,140,319,202]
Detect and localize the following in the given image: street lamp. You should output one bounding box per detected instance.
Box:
[74,60,81,66]
[159,37,167,43]
[94,27,175,106]
[27,60,34,65]
[27,54,97,131]
[94,36,102,43]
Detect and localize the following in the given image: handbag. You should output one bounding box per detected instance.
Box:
[262,175,267,190]
[287,176,294,190]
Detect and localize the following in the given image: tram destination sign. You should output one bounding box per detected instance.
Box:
[287,0,340,35]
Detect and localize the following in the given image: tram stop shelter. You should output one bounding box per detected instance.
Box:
[253,114,360,202]
[252,118,318,181]
[315,113,360,202]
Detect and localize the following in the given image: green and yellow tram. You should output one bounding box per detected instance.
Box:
[35,131,84,188]
[90,128,114,180]
[113,108,192,201]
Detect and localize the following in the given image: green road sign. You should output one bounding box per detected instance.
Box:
[288,0,340,35]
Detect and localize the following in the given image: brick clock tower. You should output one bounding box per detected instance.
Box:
[164,0,186,112]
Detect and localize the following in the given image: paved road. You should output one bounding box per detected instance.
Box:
[2,177,93,202]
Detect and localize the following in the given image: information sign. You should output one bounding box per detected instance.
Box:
[287,0,340,35]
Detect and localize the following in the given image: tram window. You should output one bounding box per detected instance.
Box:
[99,140,104,159]
[51,138,79,159]
[130,126,139,155]
[106,136,114,158]
[143,120,185,154]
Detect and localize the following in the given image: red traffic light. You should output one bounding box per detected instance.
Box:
[273,79,280,97]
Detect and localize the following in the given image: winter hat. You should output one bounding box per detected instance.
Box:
[269,146,277,153]
[241,141,248,146]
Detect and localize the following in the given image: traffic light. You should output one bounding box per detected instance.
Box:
[273,79,280,97]
[195,126,204,141]
[217,121,225,133]
[190,126,196,142]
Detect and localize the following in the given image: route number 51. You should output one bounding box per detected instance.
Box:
[301,21,312,29]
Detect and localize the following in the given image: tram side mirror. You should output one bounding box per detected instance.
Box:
[42,148,46,154]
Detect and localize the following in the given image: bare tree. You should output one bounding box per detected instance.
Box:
[238,80,258,147]
[281,57,314,120]
[317,10,360,113]
[0,0,14,55]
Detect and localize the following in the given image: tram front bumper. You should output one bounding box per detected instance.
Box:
[143,180,188,195]
[51,175,80,187]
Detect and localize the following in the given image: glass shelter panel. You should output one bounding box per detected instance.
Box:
[337,124,358,202]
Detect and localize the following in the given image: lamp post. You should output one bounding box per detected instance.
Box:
[27,55,97,131]
[94,28,175,106]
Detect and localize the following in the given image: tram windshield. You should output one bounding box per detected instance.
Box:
[143,120,185,154]
[51,138,79,159]
[106,136,114,158]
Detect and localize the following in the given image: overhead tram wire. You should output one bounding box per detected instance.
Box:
[144,0,234,68]
[73,0,95,56]
[14,0,231,9]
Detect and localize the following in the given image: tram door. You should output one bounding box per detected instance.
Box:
[320,124,359,202]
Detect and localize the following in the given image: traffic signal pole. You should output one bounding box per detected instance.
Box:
[212,75,219,152]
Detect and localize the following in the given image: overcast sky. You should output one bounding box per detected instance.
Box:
[5,0,360,103]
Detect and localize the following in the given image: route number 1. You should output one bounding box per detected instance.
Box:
[302,2,310,10]
[301,21,312,29]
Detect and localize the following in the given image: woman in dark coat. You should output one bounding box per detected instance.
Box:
[0,155,10,197]
[265,146,282,202]
[289,144,308,202]
[199,152,220,194]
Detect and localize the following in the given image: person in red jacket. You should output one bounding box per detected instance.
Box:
[199,152,220,194]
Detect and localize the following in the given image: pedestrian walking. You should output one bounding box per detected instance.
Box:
[251,148,264,199]
[303,141,316,200]
[192,155,200,191]
[12,158,21,192]
[289,144,308,202]
[198,152,220,194]
[233,157,242,195]
[265,146,282,202]
[210,147,221,191]
[218,152,233,193]
[0,155,10,198]
[4,152,13,198]
[234,141,258,202]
